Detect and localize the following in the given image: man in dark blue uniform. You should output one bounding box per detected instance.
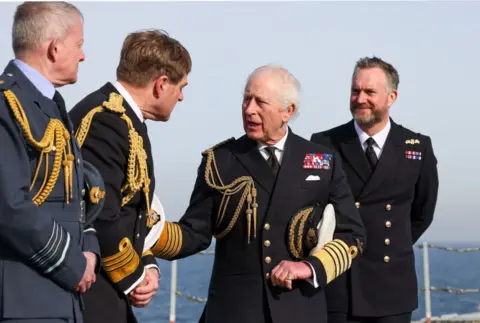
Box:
[310,56,439,323]
[0,2,102,322]
[147,65,366,323]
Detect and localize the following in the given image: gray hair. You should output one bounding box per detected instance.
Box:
[12,1,83,56]
[246,64,301,112]
[352,56,400,92]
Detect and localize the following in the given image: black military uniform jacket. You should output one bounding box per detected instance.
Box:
[150,130,366,323]
[0,61,100,321]
[69,82,158,323]
[310,119,439,317]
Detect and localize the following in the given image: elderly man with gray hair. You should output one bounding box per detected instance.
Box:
[144,64,366,323]
[0,2,101,322]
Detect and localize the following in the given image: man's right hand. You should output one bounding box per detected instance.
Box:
[76,251,97,293]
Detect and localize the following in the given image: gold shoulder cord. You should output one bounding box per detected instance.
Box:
[202,142,258,243]
[75,93,154,225]
[3,90,74,206]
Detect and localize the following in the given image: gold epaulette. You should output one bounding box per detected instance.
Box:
[75,93,154,223]
[310,239,358,284]
[202,138,258,243]
[201,137,235,157]
[2,89,75,206]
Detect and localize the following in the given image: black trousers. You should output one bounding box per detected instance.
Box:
[328,312,412,323]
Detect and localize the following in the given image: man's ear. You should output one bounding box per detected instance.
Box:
[282,103,296,123]
[153,75,169,98]
[46,39,61,62]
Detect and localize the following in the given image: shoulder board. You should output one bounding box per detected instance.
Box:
[0,73,17,91]
[202,137,235,156]
[103,92,126,114]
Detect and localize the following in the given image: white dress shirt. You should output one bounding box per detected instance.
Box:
[354,119,391,159]
[113,81,144,123]
[257,128,288,163]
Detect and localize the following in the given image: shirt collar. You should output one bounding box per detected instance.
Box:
[354,118,391,150]
[257,127,289,152]
[113,81,145,122]
[13,59,55,99]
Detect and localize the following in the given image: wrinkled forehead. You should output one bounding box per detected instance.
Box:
[244,74,280,101]
[352,68,388,90]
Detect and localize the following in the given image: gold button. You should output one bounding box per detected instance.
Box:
[264,240,271,247]
[384,238,390,245]
[355,202,360,208]
[264,223,270,230]
[384,256,390,263]
[385,221,391,228]
[265,273,270,279]
[0,80,4,85]
[385,204,392,211]
[264,256,271,264]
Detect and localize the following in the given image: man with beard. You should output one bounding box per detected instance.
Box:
[310,56,439,323]
[145,64,366,323]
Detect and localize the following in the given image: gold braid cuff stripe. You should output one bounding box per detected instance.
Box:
[74,92,153,220]
[103,237,140,283]
[3,90,74,206]
[203,145,258,243]
[142,249,153,257]
[311,239,358,284]
[151,222,183,259]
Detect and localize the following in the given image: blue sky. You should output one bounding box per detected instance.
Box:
[1,1,479,242]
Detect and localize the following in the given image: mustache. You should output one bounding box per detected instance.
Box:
[351,103,374,110]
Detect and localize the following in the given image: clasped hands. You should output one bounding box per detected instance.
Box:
[129,268,160,307]
[270,260,313,290]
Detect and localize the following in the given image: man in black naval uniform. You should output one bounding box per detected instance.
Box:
[146,65,366,323]
[68,29,191,323]
[0,2,102,322]
[310,56,439,323]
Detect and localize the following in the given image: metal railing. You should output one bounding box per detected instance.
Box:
[168,242,480,323]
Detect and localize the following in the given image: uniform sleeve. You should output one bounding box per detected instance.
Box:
[141,250,159,273]
[410,136,439,243]
[82,226,101,273]
[76,111,145,294]
[0,97,86,291]
[151,157,214,260]
[306,151,366,288]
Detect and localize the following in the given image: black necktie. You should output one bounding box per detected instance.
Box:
[53,90,71,131]
[365,137,378,169]
[265,146,280,177]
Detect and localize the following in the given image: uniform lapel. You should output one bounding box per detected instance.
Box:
[359,121,403,198]
[339,121,371,183]
[231,135,276,194]
[268,131,305,206]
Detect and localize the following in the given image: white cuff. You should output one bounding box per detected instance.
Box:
[124,268,146,295]
[303,261,319,288]
[145,264,160,275]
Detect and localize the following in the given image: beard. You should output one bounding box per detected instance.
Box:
[350,103,387,127]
